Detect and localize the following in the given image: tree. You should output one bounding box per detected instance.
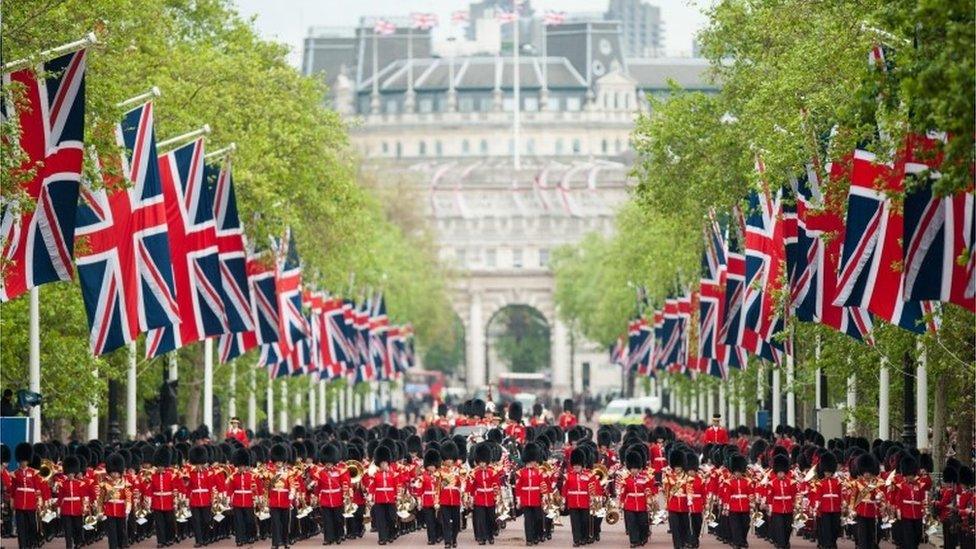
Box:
[489,306,550,373]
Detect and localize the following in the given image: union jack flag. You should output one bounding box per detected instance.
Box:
[302,291,325,377]
[323,297,354,377]
[146,137,228,357]
[1,50,87,302]
[369,293,391,379]
[75,101,179,355]
[353,301,374,382]
[901,133,975,312]
[411,12,438,30]
[791,160,874,341]
[626,317,650,375]
[274,228,308,353]
[835,147,939,333]
[259,342,285,377]
[657,296,681,372]
[451,10,469,25]
[219,329,257,363]
[742,184,788,362]
[209,158,253,333]
[543,11,567,26]
[218,251,272,362]
[373,19,396,36]
[609,335,627,368]
[698,214,743,378]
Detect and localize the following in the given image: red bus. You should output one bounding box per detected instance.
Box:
[404,369,445,400]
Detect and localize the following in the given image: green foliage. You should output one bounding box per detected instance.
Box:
[488,305,550,373]
[0,0,452,436]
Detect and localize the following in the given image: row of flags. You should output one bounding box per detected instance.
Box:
[371,7,566,33]
[0,45,416,382]
[612,47,974,380]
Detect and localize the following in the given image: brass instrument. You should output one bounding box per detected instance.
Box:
[750,505,765,528]
[604,496,621,525]
[591,464,610,486]
[543,492,564,524]
[346,460,365,485]
[396,489,417,522]
[174,492,191,523]
[38,459,57,481]
[496,484,513,522]
[212,490,231,521]
[363,494,374,525]
[342,490,359,518]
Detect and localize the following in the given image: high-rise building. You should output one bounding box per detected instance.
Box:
[605,0,664,58]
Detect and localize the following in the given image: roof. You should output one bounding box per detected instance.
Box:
[625,57,718,91]
[359,56,588,93]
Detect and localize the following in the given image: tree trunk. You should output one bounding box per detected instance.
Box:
[931,374,947,470]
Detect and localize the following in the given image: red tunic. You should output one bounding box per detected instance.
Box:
[504,422,526,444]
[515,466,546,507]
[57,478,92,516]
[225,428,249,446]
[468,466,500,507]
[226,471,262,508]
[851,479,884,519]
[664,471,690,512]
[619,471,655,512]
[558,412,578,429]
[185,469,216,508]
[889,479,925,520]
[767,477,797,515]
[811,477,844,514]
[316,466,350,508]
[10,468,46,511]
[100,480,132,518]
[267,472,296,509]
[721,476,753,513]
[367,470,399,505]
[437,464,463,506]
[688,474,709,513]
[148,469,184,511]
[649,443,667,473]
[561,470,593,510]
[529,416,546,427]
[412,471,438,508]
[702,426,729,444]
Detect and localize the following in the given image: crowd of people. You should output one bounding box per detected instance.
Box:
[2,400,974,549]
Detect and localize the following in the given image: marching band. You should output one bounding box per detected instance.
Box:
[1,405,974,549]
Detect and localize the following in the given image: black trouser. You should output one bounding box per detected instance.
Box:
[232,507,254,544]
[321,506,344,543]
[373,502,396,543]
[689,512,703,547]
[728,511,750,548]
[14,509,37,549]
[345,506,364,538]
[417,507,438,543]
[668,511,690,549]
[522,506,543,544]
[190,505,211,545]
[897,518,922,549]
[768,513,792,548]
[61,514,83,548]
[568,508,588,545]
[441,505,461,545]
[943,520,959,549]
[105,516,126,549]
[591,515,602,541]
[623,509,649,545]
[270,507,290,547]
[473,505,495,542]
[960,528,975,549]
[154,509,175,545]
[854,516,878,549]
[816,512,841,549]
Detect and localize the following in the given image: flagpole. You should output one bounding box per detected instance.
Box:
[512,0,521,172]
[248,366,257,433]
[916,340,928,449]
[167,353,178,434]
[318,379,326,425]
[279,378,288,433]
[846,370,857,435]
[126,340,137,438]
[3,32,97,72]
[266,377,274,433]
[203,337,214,434]
[371,29,380,113]
[228,360,237,420]
[771,366,781,432]
[28,287,41,441]
[878,356,890,439]
[308,381,316,428]
[116,86,161,109]
[203,143,236,160]
[157,124,211,151]
[717,383,725,427]
[87,366,99,441]
[786,334,796,426]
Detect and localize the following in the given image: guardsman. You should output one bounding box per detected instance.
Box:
[558,399,578,430]
[57,455,90,549]
[890,455,925,549]
[266,443,294,549]
[685,451,709,548]
[811,452,843,549]
[225,418,249,447]
[504,402,527,445]
[366,445,399,546]
[226,448,260,547]
[849,454,883,549]
[649,428,668,484]
[766,454,797,549]
[434,403,452,432]
[703,415,729,445]
[415,449,442,546]
[720,454,754,549]
[561,448,593,547]
[529,404,547,428]
[664,450,690,549]
[437,442,463,549]
[148,446,183,547]
[11,442,44,549]
[596,430,618,469]
[619,449,654,548]
[185,446,216,547]
[468,442,500,545]
[957,466,974,549]
[101,453,133,549]
[515,442,548,546]
[316,444,349,545]
[344,446,367,540]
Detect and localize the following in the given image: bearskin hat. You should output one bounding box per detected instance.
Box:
[440,441,458,462]
[521,442,542,465]
[898,455,919,477]
[232,448,251,468]
[570,447,586,467]
[857,454,880,477]
[508,401,523,423]
[474,442,492,464]
[14,442,32,464]
[772,454,790,474]
[625,449,645,470]
[424,449,442,469]
[668,449,685,469]
[346,446,363,461]
[322,444,341,465]
[817,451,838,476]
[0,444,9,464]
[486,428,503,444]
[188,445,208,465]
[959,466,975,488]
[597,429,612,448]
[919,453,933,473]
[563,399,574,414]
[437,403,448,417]
[728,453,747,474]
[269,443,289,463]
[684,451,700,472]
[291,425,307,440]
[471,399,486,419]
[373,445,393,465]
[106,453,125,474]
[63,455,81,476]
[153,446,172,468]
[406,435,423,456]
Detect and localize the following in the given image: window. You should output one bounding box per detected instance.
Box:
[508,139,514,154]
[601,139,608,154]
[524,96,539,111]
[386,99,399,114]
[547,96,560,111]
[480,139,489,154]
[539,248,550,267]
[503,97,514,111]
[435,141,443,156]
[419,141,427,156]
[456,248,466,266]
[485,248,496,267]
[614,91,620,109]
[382,142,389,154]
[566,96,581,111]
[526,138,535,154]
[396,142,402,158]
[419,98,434,113]
[459,96,474,112]
[462,139,470,155]
[555,138,564,155]
[480,97,493,112]
[513,248,523,268]
[615,138,622,153]
[572,138,581,154]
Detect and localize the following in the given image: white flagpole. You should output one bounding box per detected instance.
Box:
[916,340,928,449]
[771,367,781,432]
[371,29,380,113]
[846,371,857,435]
[879,356,890,439]
[3,32,97,73]
[308,382,316,428]
[157,124,211,151]
[512,1,521,171]
[228,360,237,420]
[266,377,274,433]
[87,366,98,440]
[116,86,161,109]
[717,383,725,426]
[279,378,288,432]
[248,366,257,433]
[318,379,326,425]
[126,340,137,438]
[29,287,41,441]
[167,353,178,433]
[203,338,214,434]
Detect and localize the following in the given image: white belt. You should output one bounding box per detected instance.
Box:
[192,489,208,493]
[234,490,252,494]
[108,499,125,504]
[423,491,435,496]
[272,488,289,493]
[320,488,341,493]
[523,487,540,491]
[443,487,459,492]
[626,493,646,498]
[17,488,35,492]
[156,491,172,496]
[63,497,81,501]
[904,500,921,504]
[568,491,587,495]
[731,495,748,499]
[689,494,702,499]
[822,494,839,498]
[375,487,394,492]
[476,488,494,493]
[773,496,793,500]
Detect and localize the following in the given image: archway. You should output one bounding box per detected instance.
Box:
[484,304,551,383]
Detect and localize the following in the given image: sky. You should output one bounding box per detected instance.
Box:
[232,0,712,67]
